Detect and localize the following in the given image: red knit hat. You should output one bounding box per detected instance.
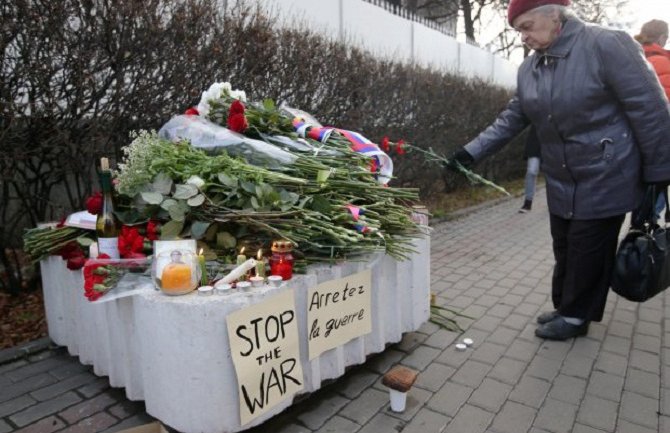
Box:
[507,0,570,25]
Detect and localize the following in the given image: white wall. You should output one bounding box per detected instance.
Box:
[259,0,517,89]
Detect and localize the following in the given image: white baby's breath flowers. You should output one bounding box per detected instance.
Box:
[115,130,161,196]
[196,82,247,118]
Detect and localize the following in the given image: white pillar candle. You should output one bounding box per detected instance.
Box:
[389,389,407,412]
[215,259,257,286]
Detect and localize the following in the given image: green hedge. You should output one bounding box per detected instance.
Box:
[1,0,523,291]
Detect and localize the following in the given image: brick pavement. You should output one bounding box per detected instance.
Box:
[1,188,668,433]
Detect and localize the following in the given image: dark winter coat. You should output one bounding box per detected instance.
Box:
[464,17,670,220]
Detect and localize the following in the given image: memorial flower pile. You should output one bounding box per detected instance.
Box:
[24,81,505,274]
[101,82,433,265]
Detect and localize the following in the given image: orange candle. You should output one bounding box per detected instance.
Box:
[161,263,192,292]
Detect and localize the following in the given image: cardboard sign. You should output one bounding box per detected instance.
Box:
[307,269,372,359]
[226,290,304,426]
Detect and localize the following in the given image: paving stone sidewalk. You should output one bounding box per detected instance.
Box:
[2,188,668,433]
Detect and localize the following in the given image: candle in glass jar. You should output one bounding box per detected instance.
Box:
[256,249,266,277]
[269,240,294,281]
[162,251,193,293]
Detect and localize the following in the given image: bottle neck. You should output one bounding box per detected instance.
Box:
[99,171,113,193]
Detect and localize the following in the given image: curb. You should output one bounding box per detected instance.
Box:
[0,337,54,365]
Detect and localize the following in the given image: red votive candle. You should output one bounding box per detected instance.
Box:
[269,240,294,280]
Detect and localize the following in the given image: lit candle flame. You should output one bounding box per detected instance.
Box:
[240,246,245,255]
[198,248,203,255]
[257,249,262,260]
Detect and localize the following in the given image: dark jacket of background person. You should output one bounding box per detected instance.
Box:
[642,43,670,100]
[463,17,670,220]
[524,126,541,160]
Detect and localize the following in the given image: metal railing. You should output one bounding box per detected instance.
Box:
[362,0,457,39]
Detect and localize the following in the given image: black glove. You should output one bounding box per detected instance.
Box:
[447,148,475,171]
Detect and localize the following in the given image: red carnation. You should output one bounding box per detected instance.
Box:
[146,220,161,241]
[380,136,390,152]
[184,107,199,115]
[59,241,83,260]
[395,139,406,156]
[227,113,248,133]
[229,100,245,115]
[86,191,103,215]
[118,226,146,259]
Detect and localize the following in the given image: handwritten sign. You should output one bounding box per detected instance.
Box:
[307,269,372,359]
[226,290,304,426]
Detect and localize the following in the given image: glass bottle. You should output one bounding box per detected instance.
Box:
[269,240,294,280]
[96,157,120,258]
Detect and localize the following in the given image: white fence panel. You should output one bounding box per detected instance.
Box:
[493,56,518,88]
[264,0,341,37]
[341,0,413,64]
[413,22,460,73]
[458,42,494,81]
[257,0,517,89]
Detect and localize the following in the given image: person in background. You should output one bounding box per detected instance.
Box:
[451,0,670,340]
[635,19,670,219]
[519,126,540,213]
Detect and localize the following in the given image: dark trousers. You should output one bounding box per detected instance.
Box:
[549,213,625,322]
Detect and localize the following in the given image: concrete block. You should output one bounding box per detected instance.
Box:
[316,415,360,433]
[576,395,618,431]
[509,376,551,408]
[619,391,659,430]
[426,381,473,417]
[490,401,536,433]
[468,378,512,412]
[533,398,578,433]
[444,404,494,433]
[339,388,387,425]
[10,391,81,427]
[488,357,526,385]
[586,371,624,401]
[399,408,449,433]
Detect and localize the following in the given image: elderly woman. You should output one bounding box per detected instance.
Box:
[452,0,670,340]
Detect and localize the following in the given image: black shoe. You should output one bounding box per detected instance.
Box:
[535,317,589,340]
[518,199,532,213]
[536,310,559,324]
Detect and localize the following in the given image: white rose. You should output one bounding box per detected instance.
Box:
[197,82,227,117]
[229,89,247,102]
[196,82,246,116]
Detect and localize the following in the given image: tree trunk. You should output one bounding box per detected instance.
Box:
[460,0,475,41]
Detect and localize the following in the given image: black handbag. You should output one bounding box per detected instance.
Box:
[611,186,670,302]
